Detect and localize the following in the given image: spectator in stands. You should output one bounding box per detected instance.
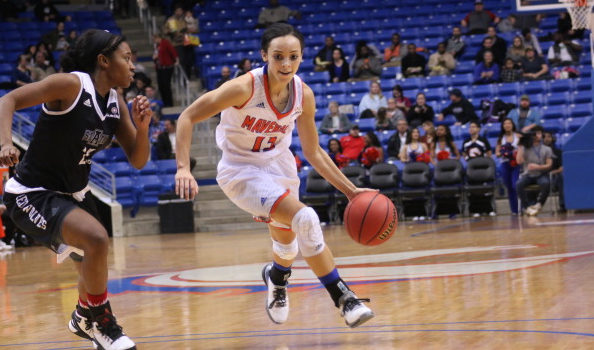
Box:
[125,73,150,101]
[383,33,407,67]
[400,128,428,163]
[497,14,517,33]
[24,45,38,66]
[486,26,507,64]
[313,36,337,72]
[144,85,163,121]
[420,120,436,151]
[327,138,350,169]
[256,0,301,28]
[437,89,479,125]
[521,47,549,80]
[501,58,523,83]
[375,107,394,132]
[360,131,384,168]
[35,0,70,22]
[558,12,585,40]
[516,125,552,216]
[42,21,65,51]
[156,119,196,171]
[67,30,78,48]
[12,54,33,87]
[387,119,410,159]
[358,81,387,119]
[506,36,526,63]
[31,51,56,82]
[515,0,544,31]
[461,0,500,35]
[507,95,542,133]
[428,42,456,76]
[462,121,492,160]
[340,125,365,162]
[55,34,69,51]
[153,32,178,107]
[401,43,427,78]
[35,42,55,68]
[328,48,350,83]
[165,6,193,79]
[522,29,542,56]
[445,27,466,59]
[392,85,411,114]
[433,124,460,162]
[386,98,405,123]
[214,66,231,89]
[350,40,381,71]
[407,92,434,129]
[234,58,252,78]
[320,101,353,134]
[474,51,500,85]
[496,118,521,215]
[184,10,199,34]
[543,131,566,212]
[352,44,382,81]
[547,32,582,67]
[476,37,504,66]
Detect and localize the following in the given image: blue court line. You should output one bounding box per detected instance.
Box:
[4,316,594,348]
[44,328,594,349]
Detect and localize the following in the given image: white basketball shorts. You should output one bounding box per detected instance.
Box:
[216,152,300,229]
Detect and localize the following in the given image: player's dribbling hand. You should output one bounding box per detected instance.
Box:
[0,144,20,167]
[347,187,378,201]
[131,95,152,131]
[175,168,199,200]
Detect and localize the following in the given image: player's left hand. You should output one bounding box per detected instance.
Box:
[131,95,152,131]
[347,187,378,201]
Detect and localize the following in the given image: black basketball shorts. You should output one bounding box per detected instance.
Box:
[3,190,99,260]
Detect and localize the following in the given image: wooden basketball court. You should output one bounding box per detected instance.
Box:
[2,213,594,349]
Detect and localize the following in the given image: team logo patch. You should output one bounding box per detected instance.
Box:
[260,197,267,206]
[103,245,594,295]
[83,99,92,107]
[256,102,266,109]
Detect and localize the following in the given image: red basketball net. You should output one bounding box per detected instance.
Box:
[562,0,593,30]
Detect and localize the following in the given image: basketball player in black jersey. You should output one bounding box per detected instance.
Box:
[0,30,151,350]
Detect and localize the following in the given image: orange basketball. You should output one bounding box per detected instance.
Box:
[344,192,398,246]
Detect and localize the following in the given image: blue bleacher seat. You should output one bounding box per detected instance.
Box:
[542,105,567,120]
[482,123,501,137]
[291,137,302,150]
[567,116,590,132]
[549,79,573,93]
[103,147,127,162]
[568,103,591,118]
[472,84,494,99]
[497,82,520,96]
[325,82,347,95]
[136,175,163,206]
[450,74,473,87]
[348,80,370,93]
[425,75,448,89]
[401,77,425,91]
[541,118,566,133]
[356,118,375,132]
[105,162,133,177]
[92,150,107,163]
[572,90,591,104]
[138,161,159,175]
[575,78,591,91]
[546,92,570,106]
[159,174,175,192]
[154,159,177,174]
[0,64,12,75]
[115,177,136,207]
[521,80,547,95]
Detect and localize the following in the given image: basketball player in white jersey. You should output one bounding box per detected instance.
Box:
[175,23,374,327]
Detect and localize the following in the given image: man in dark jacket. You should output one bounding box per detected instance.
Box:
[437,89,479,125]
[156,119,196,170]
[313,36,337,71]
[401,43,427,78]
[386,119,410,159]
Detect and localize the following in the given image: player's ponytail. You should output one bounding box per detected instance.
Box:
[61,29,125,74]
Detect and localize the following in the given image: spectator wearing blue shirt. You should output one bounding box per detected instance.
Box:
[507,95,542,133]
[474,51,499,84]
[12,54,32,87]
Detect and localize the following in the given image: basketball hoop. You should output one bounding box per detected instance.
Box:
[560,0,594,30]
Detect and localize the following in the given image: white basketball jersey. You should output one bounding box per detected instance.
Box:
[216,65,304,165]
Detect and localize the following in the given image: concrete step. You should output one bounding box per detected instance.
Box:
[195,206,247,218]
[195,213,256,226]
[193,198,240,211]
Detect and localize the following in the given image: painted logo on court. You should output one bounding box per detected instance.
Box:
[107,245,594,295]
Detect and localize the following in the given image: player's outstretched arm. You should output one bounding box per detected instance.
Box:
[175,73,253,200]
[0,73,80,167]
[297,85,375,201]
[115,95,152,169]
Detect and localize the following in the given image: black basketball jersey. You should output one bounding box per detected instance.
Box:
[16,72,121,193]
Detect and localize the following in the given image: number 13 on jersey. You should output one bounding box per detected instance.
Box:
[251,136,277,152]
